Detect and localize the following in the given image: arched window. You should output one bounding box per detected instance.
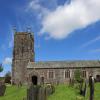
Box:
[65,70,70,78]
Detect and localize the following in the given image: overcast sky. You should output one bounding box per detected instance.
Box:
[0,0,100,76]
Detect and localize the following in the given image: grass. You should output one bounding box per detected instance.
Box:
[48,84,82,100]
[0,77,5,81]
[84,83,100,100]
[0,83,100,100]
[48,83,100,100]
[0,85,26,100]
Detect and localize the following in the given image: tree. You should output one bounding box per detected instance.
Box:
[74,69,84,95]
[0,63,3,73]
[5,71,11,77]
[74,69,82,83]
[4,71,11,84]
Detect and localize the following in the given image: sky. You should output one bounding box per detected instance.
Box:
[0,0,100,76]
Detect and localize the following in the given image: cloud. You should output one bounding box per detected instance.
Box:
[3,57,12,65]
[80,35,100,48]
[40,0,100,39]
[29,0,41,10]
[8,24,14,48]
[89,49,100,53]
[27,0,51,19]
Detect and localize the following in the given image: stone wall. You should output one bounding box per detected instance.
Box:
[27,67,100,85]
[12,32,34,85]
[12,31,100,85]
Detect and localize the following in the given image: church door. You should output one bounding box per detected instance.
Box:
[32,75,38,85]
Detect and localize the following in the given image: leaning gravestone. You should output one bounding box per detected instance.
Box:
[82,80,87,97]
[79,79,83,95]
[0,81,6,96]
[89,76,94,100]
[80,79,87,97]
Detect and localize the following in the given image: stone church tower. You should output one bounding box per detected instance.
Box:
[12,31,34,85]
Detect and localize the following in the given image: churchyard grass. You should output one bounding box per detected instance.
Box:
[48,83,100,100]
[48,84,83,100]
[0,85,27,100]
[0,83,100,100]
[84,83,100,100]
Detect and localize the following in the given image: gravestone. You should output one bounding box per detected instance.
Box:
[38,86,47,100]
[79,79,83,95]
[89,76,94,100]
[69,78,74,87]
[0,81,6,96]
[27,85,40,100]
[79,79,87,97]
[46,84,55,96]
[27,75,48,100]
[82,80,87,97]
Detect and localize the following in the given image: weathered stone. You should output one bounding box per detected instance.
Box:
[89,76,94,100]
[12,32,34,85]
[45,84,55,96]
[0,82,6,96]
[12,31,100,85]
[27,85,47,100]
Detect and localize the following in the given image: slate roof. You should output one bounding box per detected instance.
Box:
[27,60,100,69]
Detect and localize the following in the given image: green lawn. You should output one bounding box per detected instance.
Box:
[0,83,100,100]
[48,83,100,100]
[48,84,80,100]
[0,85,26,100]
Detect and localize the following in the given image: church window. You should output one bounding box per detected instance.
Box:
[49,71,54,79]
[82,70,86,78]
[65,70,70,78]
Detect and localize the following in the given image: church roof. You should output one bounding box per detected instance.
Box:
[27,60,100,69]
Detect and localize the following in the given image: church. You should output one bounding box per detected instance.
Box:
[12,31,100,85]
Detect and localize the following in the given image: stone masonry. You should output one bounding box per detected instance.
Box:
[12,32,34,85]
[12,31,100,85]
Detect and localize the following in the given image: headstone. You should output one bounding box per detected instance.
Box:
[79,79,87,97]
[27,85,47,100]
[82,80,87,97]
[46,84,55,96]
[79,79,83,95]
[27,85,40,100]
[0,81,6,96]
[69,78,74,86]
[38,86,47,100]
[89,76,94,100]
